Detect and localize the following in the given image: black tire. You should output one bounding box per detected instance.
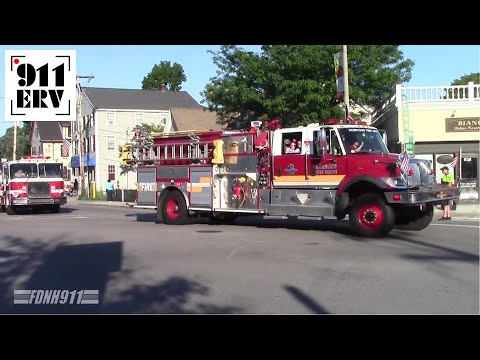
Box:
[51,205,60,213]
[395,204,434,231]
[161,191,192,225]
[349,193,395,237]
[6,206,16,215]
[0,205,5,213]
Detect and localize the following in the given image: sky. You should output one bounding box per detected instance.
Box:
[1,45,479,136]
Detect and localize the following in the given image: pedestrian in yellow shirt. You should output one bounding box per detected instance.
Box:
[439,166,454,221]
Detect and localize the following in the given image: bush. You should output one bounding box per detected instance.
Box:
[78,191,107,201]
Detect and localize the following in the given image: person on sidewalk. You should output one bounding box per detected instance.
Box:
[73,179,78,193]
[439,166,454,221]
[106,179,114,202]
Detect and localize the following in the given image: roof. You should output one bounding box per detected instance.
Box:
[36,122,62,141]
[170,108,225,131]
[83,87,203,111]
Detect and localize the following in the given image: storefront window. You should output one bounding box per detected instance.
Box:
[460,157,478,179]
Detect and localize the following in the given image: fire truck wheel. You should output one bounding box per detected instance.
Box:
[6,206,17,215]
[349,193,395,237]
[394,204,434,231]
[162,191,192,225]
[0,205,5,213]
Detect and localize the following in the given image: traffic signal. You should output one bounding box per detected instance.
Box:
[121,145,131,164]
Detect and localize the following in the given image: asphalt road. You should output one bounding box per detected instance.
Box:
[0,203,478,314]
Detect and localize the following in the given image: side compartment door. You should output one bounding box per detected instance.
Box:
[137,166,157,206]
[189,167,213,209]
[308,128,347,188]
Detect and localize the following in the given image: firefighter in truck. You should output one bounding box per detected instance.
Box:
[122,118,459,237]
[0,156,67,215]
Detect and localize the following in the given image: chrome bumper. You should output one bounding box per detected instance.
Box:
[12,197,67,206]
[385,185,460,205]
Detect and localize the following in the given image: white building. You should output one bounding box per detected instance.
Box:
[73,87,223,194]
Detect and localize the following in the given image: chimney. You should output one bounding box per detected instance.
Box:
[160,82,167,92]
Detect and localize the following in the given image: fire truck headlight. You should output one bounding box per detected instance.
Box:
[12,191,19,198]
[380,176,407,188]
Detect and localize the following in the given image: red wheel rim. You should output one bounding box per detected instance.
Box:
[358,204,384,229]
[166,199,180,219]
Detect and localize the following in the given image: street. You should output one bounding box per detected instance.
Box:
[0,203,478,314]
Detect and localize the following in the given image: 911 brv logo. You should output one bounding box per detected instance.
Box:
[5,50,76,122]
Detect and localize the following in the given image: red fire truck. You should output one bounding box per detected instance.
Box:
[0,156,67,215]
[124,119,459,237]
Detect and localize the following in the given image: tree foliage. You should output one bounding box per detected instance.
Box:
[0,122,31,160]
[451,72,479,85]
[202,45,414,128]
[118,122,165,175]
[142,61,187,91]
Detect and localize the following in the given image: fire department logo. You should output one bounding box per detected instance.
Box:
[436,191,447,199]
[285,164,298,175]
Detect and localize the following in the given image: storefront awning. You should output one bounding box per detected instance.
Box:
[71,155,96,168]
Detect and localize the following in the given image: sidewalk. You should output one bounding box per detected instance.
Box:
[67,197,140,208]
[67,197,480,218]
[434,201,480,218]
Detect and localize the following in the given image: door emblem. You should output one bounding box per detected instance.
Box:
[285,164,298,175]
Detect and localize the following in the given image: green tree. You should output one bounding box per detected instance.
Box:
[118,122,165,175]
[0,123,31,160]
[451,72,479,85]
[202,45,414,128]
[142,61,187,91]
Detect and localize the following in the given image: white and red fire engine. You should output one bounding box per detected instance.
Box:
[0,156,67,215]
[124,119,459,237]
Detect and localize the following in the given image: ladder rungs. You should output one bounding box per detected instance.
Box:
[131,142,213,161]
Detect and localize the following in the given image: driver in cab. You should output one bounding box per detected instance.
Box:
[346,134,364,153]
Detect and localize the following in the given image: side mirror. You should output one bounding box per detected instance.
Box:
[316,128,329,156]
[378,130,388,147]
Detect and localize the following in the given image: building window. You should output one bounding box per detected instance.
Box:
[107,136,115,150]
[31,147,36,156]
[160,113,168,127]
[106,112,116,126]
[90,136,96,152]
[461,157,478,179]
[108,165,116,181]
[135,112,145,126]
[63,126,71,139]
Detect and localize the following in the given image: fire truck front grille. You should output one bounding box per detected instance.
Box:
[28,182,51,198]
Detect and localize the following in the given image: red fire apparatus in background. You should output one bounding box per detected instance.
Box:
[124,119,459,237]
[0,156,67,215]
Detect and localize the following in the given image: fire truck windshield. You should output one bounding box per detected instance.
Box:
[38,163,63,178]
[339,128,389,154]
[10,163,38,178]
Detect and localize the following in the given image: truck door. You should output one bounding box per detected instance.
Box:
[308,128,347,188]
[272,129,308,188]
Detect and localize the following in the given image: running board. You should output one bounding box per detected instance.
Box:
[265,204,334,217]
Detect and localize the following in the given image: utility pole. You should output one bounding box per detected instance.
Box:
[12,121,17,160]
[76,75,95,196]
[342,45,350,121]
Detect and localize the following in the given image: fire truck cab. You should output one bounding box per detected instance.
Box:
[128,119,459,237]
[0,156,67,215]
